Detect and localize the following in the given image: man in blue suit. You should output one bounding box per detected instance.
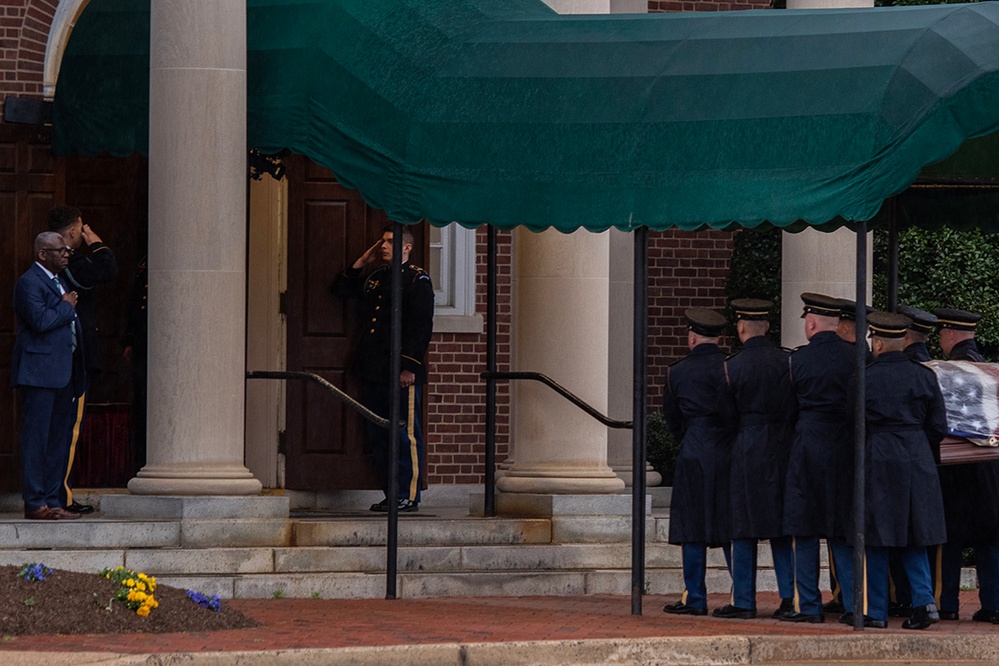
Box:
[11,231,86,520]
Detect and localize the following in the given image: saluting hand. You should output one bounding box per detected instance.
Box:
[81,223,103,246]
[352,240,383,270]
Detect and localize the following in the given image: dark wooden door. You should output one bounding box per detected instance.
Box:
[285,156,427,491]
[0,125,64,491]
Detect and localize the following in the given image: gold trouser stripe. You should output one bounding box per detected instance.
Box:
[406,388,419,501]
[828,542,841,599]
[861,552,868,616]
[792,537,801,613]
[64,391,86,506]
[934,545,944,607]
[681,589,688,605]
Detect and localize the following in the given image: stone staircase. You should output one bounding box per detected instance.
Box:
[0,489,818,600]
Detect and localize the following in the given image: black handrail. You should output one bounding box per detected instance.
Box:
[481,371,632,430]
[245,370,398,429]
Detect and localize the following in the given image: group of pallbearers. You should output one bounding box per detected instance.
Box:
[661,293,999,629]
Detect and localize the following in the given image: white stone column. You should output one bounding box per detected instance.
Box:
[496,228,625,495]
[606,230,661,487]
[781,0,874,350]
[130,0,261,495]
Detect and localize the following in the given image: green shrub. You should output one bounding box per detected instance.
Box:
[648,412,681,486]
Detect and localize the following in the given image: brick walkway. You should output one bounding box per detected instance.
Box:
[0,591,995,655]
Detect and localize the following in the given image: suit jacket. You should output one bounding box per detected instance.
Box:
[10,262,84,393]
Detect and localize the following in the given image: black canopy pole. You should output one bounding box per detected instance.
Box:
[887,201,900,312]
[631,226,649,616]
[851,221,868,630]
[386,222,404,599]
[485,225,498,517]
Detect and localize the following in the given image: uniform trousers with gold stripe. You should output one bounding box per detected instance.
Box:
[362,381,425,504]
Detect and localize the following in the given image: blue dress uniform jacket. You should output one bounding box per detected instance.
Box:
[62,241,117,373]
[333,263,435,385]
[663,343,733,545]
[904,342,932,363]
[860,352,947,548]
[783,330,856,539]
[724,336,796,539]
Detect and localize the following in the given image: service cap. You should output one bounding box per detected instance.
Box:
[934,308,981,332]
[685,308,727,337]
[837,299,873,321]
[867,311,911,339]
[730,298,773,321]
[897,305,937,334]
[800,292,842,318]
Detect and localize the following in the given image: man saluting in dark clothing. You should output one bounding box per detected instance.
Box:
[49,205,117,515]
[333,225,434,513]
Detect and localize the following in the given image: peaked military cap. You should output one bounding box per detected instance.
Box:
[867,311,911,339]
[934,308,981,331]
[731,298,773,321]
[837,298,873,321]
[685,308,727,337]
[800,292,842,318]
[898,305,937,334]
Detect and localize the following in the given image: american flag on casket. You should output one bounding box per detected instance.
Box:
[926,361,999,446]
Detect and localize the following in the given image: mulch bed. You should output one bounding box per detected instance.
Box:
[0,566,259,636]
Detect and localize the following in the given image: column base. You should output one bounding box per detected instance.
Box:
[128,462,263,496]
[496,471,625,495]
[609,462,663,488]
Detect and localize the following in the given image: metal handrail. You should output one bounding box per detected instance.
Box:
[481,371,632,429]
[245,370,397,429]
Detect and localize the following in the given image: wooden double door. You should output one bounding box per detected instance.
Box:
[1,140,412,493]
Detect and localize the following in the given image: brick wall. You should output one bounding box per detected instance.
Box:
[425,229,512,486]
[0,0,52,104]
[647,229,736,409]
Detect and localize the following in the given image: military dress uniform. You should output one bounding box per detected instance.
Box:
[333,260,434,510]
[663,308,734,615]
[781,293,857,622]
[898,305,937,363]
[720,299,796,619]
[58,239,117,512]
[932,308,999,623]
[856,312,947,629]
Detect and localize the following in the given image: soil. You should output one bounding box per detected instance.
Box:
[0,566,259,636]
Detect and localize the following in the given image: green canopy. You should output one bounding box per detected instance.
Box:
[53,0,999,232]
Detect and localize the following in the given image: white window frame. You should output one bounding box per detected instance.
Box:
[432,223,483,333]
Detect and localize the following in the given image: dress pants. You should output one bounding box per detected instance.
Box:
[931,543,964,614]
[771,536,795,601]
[792,537,853,615]
[363,381,425,503]
[20,383,78,511]
[866,546,934,622]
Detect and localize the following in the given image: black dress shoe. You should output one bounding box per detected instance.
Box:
[779,611,825,624]
[369,498,389,512]
[822,600,845,614]
[65,501,95,514]
[712,604,757,619]
[938,610,959,621]
[839,612,886,628]
[772,598,795,619]
[902,604,939,630]
[972,608,999,623]
[663,601,707,616]
[888,602,912,618]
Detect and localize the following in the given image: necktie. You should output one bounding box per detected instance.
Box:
[52,275,77,351]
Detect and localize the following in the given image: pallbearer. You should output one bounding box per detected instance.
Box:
[780,293,856,623]
[852,311,946,630]
[716,299,796,620]
[662,308,734,616]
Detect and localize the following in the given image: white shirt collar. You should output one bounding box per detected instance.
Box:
[35,262,57,281]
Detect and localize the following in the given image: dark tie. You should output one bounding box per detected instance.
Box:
[52,275,77,351]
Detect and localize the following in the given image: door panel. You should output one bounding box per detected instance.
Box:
[284,155,427,491]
